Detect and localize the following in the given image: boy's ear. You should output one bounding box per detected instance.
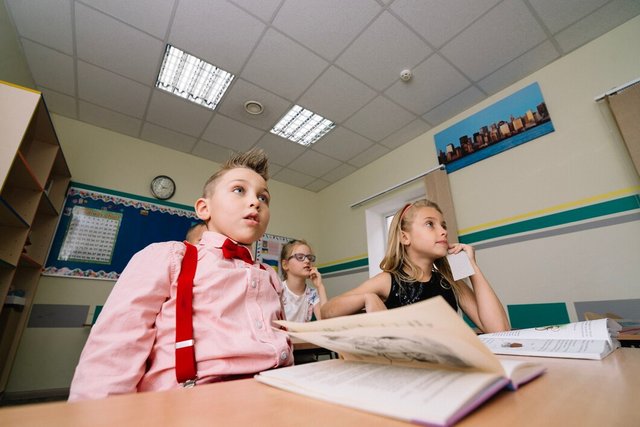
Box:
[195,197,211,221]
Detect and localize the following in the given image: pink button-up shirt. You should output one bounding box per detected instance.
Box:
[69,231,292,401]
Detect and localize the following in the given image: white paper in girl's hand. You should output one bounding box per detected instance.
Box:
[446,252,475,281]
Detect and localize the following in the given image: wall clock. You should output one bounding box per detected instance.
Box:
[150,175,176,200]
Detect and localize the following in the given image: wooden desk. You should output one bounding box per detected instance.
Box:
[2,348,638,427]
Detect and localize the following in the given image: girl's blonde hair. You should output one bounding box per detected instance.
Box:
[280,239,312,280]
[380,199,463,296]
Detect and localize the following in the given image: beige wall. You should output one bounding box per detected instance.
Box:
[0,0,34,89]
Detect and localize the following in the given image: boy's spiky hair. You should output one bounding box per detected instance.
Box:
[202,148,269,197]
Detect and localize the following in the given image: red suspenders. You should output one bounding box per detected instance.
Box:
[175,242,198,386]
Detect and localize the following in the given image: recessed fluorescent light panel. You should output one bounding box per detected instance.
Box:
[156,44,234,110]
[270,105,336,146]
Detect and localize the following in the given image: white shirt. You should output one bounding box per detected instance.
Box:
[281,280,319,322]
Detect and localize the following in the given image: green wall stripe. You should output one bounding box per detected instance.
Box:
[460,195,640,245]
[320,195,640,277]
[319,257,368,274]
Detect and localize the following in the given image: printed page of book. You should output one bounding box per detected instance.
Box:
[479,337,616,360]
[478,318,621,347]
[275,297,502,366]
[255,359,508,427]
[497,358,546,389]
[288,326,504,375]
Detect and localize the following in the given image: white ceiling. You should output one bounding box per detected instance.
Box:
[5,0,640,191]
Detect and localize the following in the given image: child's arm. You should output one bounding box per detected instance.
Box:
[320,272,391,319]
[449,243,510,333]
[68,243,179,401]
[309,267,328,320]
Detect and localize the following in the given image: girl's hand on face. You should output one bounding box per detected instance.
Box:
[309,267,324,289]
[448,243,477,263]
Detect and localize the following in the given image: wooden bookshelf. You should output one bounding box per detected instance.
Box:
[0,81,71,393]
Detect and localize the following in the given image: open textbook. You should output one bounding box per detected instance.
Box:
[255,297,545,427]
[478,318,622,360]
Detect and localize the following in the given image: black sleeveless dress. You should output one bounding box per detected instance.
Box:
[384,270,458,311]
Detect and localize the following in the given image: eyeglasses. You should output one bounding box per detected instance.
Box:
[287,253,316,262]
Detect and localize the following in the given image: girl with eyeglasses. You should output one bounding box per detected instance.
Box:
[280,239,328,322]
[321,199,509,333]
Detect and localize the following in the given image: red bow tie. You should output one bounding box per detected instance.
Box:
[222,238,256,266]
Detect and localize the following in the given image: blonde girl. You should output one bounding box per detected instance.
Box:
[280,240,328,322]
[321,199,509,333]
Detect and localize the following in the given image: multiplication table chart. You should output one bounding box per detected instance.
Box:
[58,206,122,264]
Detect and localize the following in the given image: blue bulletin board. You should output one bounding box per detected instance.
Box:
[44,182,199,280]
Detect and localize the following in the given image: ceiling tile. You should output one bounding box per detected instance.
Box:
[241,28,328,101]
[343,96,416,141]
[288,150,342,178]
[228,0,282,22]
[5,0,636,192]
[380,118,432,149]
[79,101,142,138]
[40,88,77,119]
[478,41,559,95]
[79,0,175,39]
[6,0,73,54]
[441,0,547,81]
[554,0,640,54]
[77,61,151,118]
[146,90,213,137]
[141,122,197,153]
[528,0,609,34]
[336,11,432,91]
[75,3,165,86]
[348,144,390,168]
[273,0,381,60]
[321,163,357,183]
[391,0,501,48]
[170,0,265,74]
[217,79,292,131]
[311,127,374,160]
[423,85,486,126]
[201,114,263,151]
[21,39,75,96]
[305,179,332,192]
[298,66,377,123]
[268,163,283,177]
[272,167,316,187]
[385,54,471,115]
[256,133,307,165]
[191,140,236,164]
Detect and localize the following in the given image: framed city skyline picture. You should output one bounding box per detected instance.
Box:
[434,82,554,173]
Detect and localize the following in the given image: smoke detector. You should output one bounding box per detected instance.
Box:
[244,100,264,115]
[400,69,412,82]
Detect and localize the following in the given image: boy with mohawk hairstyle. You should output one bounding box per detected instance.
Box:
[70,148,292,401]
